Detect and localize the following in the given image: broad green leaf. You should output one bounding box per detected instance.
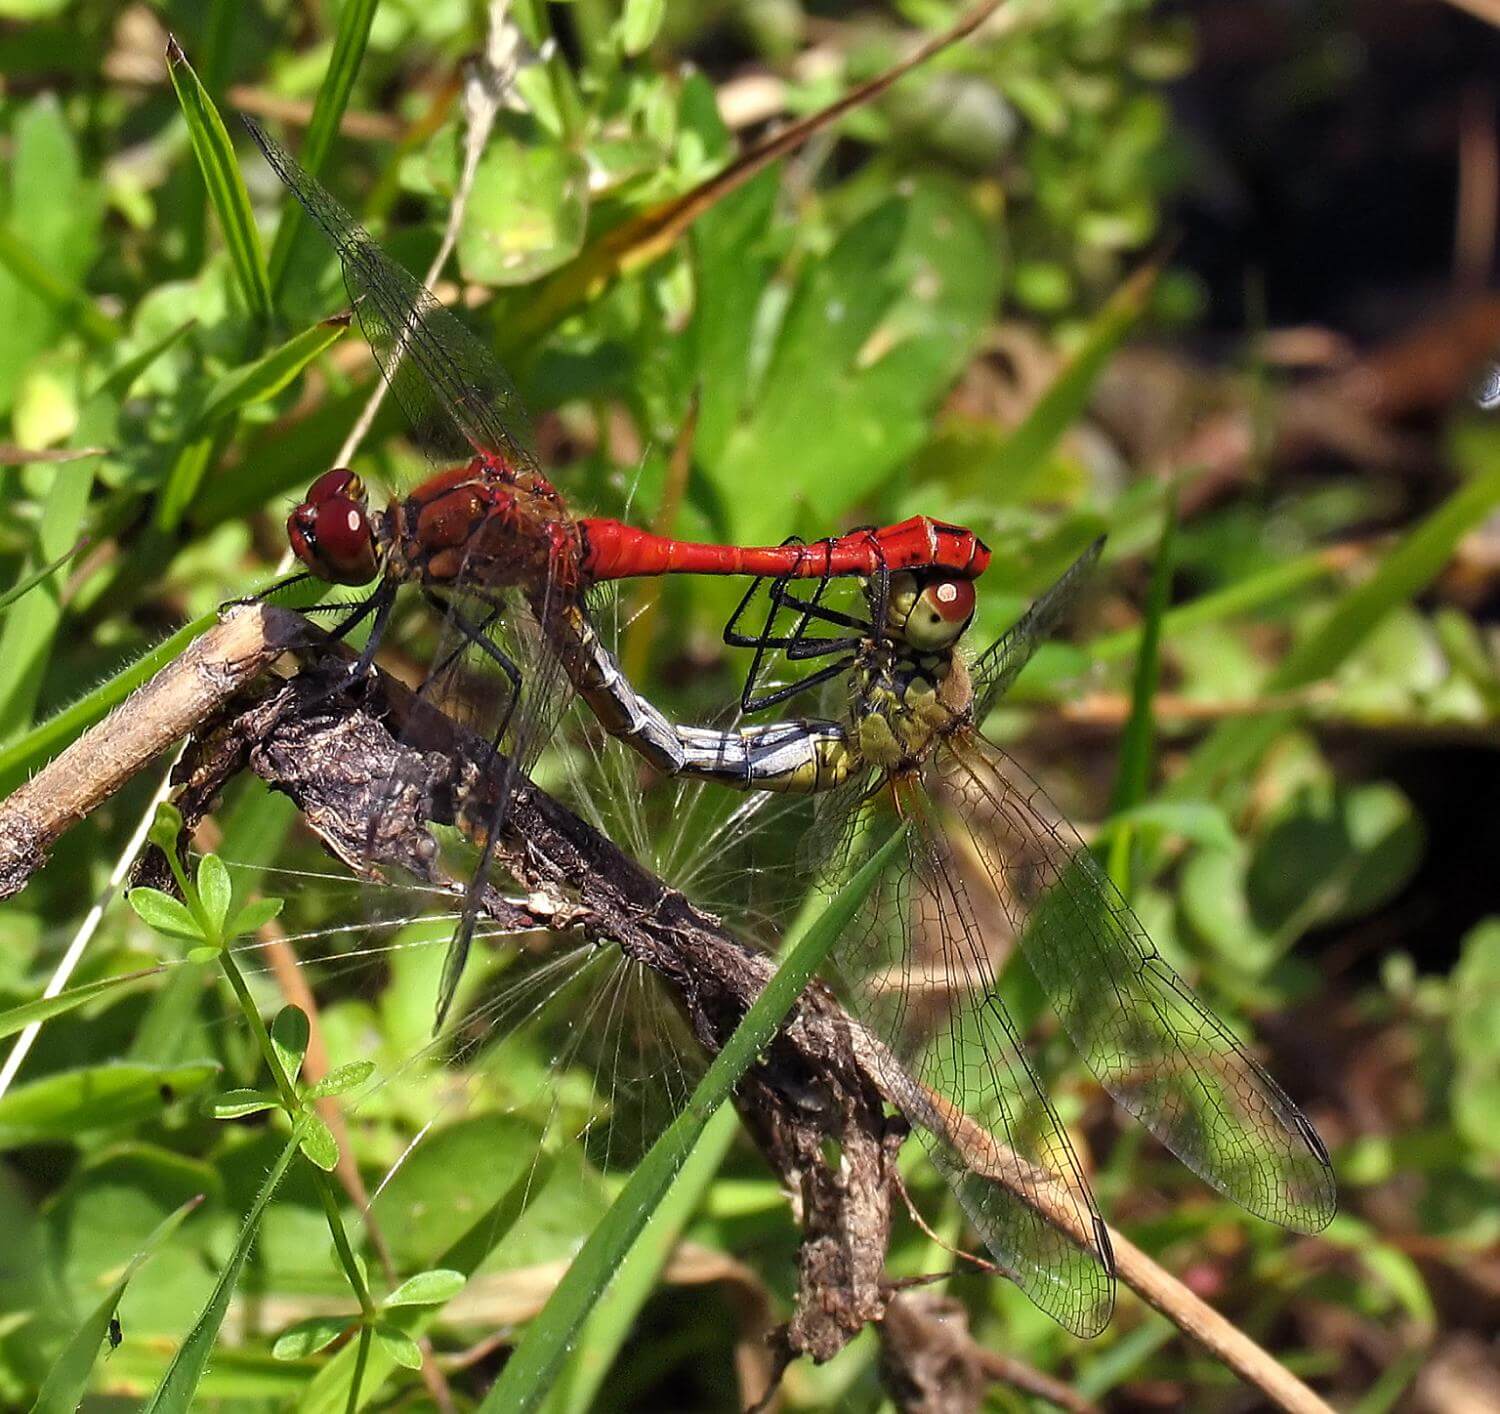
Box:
[0,94,108,406]
[128,887,204,943]
[142,1134,299,1413]
[702,181,999,544]
[271,1006,310,1085]
[298,1113,339,1172]
[1451,920,1500,1156]
[32,1196,200,1414]
[306,1061,375,1099]
[0,1062,218,1145]
[1096,800,1236,855]
[458,139,590,286]
[485,823,907,1413]
[166,38,271,323]
[0,968,160,1040]
[273,1315,352,1360]
[382,1269,465,1307]
[196,855,232,937]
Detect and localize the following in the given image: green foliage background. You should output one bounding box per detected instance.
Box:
[1,1,1496,1409]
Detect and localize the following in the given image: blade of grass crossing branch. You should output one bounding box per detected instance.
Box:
[166,36,272,325]
[1108,485,1177,894]
[544,1104,742,1414]
[143,1133,300,1413]
[484,823,910,1414]
[266,0,379,294]
[34,1197,201,1414]
[1171,464,1500,799]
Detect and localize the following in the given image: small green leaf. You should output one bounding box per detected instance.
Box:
[147,802,185,855]
[271,1005,310,1085]
[128,888,204,942]
[299,1112,339,1172]
[272,1315,354,1360]
[383,1269,465,1308]
[620,0,665,55]
[307,1061,375,1099]
[185,945,220,964]
[371,1323,423,1370]
[195,854,231,936]
[227,895,284,938]
[1096,800,1237,854]
[211,1088,280,1119]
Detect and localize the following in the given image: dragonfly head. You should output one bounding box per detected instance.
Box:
[885,571,976,652]
[288,468,379,585]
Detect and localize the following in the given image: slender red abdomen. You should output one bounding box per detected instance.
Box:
[579,515,989,582]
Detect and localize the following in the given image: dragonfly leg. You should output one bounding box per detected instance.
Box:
[223,570,315,610]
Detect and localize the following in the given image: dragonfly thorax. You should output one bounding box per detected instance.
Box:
[848,637,971,770]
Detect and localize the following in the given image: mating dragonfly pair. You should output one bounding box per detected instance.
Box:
[247,122,1336,1338]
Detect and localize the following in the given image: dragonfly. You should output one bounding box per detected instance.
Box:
[245,119,988,1021]
[634,542,1339,1336]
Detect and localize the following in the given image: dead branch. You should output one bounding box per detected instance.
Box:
[0,604,1335,1413]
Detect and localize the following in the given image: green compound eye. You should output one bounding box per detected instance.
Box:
[903,577,976,650]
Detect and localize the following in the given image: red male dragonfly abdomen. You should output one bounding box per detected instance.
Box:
[577,514,990,582]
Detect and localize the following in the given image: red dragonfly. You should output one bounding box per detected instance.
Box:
[245,120,988,1021]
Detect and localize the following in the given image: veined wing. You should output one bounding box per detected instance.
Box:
[937,734,1337,1232]
[969,537,1105,722]
[424,570,577,1027]
[245,119,540,485]
[828,778,1115,1337]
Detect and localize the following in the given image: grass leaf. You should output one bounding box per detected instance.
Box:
[166,36,272,324]
[142,1134,299,1413]
[33,1196,202,1414]
[0,968,160,1040]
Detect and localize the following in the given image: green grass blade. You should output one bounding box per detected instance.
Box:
[989,262,1156,486]
[1172,464,1500,798]
[33,1196,201,1414]
[483,823,908,1414]
[544,1103,741,1414]
[0,221,120,346]
[197,316,348,428]
[142,1133,300,1414]
[0,462,96,741]
[0,536,86,615]
[1108,485,1176,892]
[166,35,272,325]
[266,0,379,294]
[0,968,162,1040]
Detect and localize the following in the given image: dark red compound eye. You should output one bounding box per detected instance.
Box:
[311,498,376,581]
[305,466,362,505]
[927,577,976,623]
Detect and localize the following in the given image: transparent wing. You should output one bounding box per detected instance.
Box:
[937,734,1337,1232]
[825,780,1115,1337]
[969,537,1105,722]
[423,566,577,1027]
[245,118,540,485]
